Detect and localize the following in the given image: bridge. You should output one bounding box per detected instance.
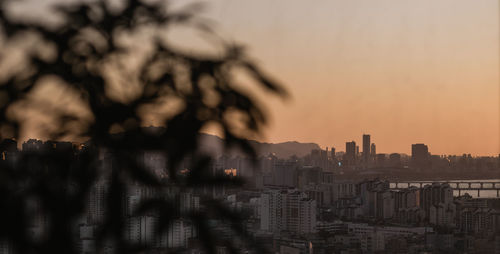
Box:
[391,181,500,197]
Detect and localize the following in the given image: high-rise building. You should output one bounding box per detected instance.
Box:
[420,183,454,225]
[345,141,356,168]
[88,181,109,224]
[126,216,157,246]
[179,192,200,214]
[371,143,376,156]
[411,144,430,170]
[260,189,316,234]
[297,198,316,234]
[363,134,370,165]
[320,148,328,169]
[260,190,286,232]
[165,220,195,248]
[330,147,336,169]
[273,161,298,187]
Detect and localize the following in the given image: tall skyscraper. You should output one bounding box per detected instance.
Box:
[363,134,370,164]
[370,143,376,168]
[345,141,356,167]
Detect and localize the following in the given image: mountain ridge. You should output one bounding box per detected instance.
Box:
[198,133,320,159]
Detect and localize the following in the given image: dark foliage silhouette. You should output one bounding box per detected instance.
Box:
[0,0,286,253]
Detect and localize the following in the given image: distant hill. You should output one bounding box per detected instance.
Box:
[198,133,320,159]
[109,127,320,159]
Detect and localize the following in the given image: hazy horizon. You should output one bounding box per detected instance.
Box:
[167,0,500,156]
[2,2,500,253]
[5,0,500,156]
[14,130,498,157]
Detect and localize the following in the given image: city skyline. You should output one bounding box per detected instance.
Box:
[11,128,499,157]
[7,131,499,158]
[7,0,500,156]
[1,1,499,253]
[165,0,500,156]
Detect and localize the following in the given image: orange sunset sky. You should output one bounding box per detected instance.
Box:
[7,0,500,156]
[168,0,500,156]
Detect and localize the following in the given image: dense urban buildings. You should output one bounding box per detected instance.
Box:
[1,135,500,253]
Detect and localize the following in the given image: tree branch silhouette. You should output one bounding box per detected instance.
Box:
[0,0,286,253]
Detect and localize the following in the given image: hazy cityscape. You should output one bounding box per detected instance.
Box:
[0,0,499,253]
[1,133,500,253]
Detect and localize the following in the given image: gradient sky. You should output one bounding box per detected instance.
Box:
[168,0,500,156]
[6,0,500,156]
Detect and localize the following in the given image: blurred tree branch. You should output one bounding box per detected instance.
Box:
[0,0,286,253]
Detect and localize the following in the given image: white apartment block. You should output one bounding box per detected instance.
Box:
[259,189,316,234]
